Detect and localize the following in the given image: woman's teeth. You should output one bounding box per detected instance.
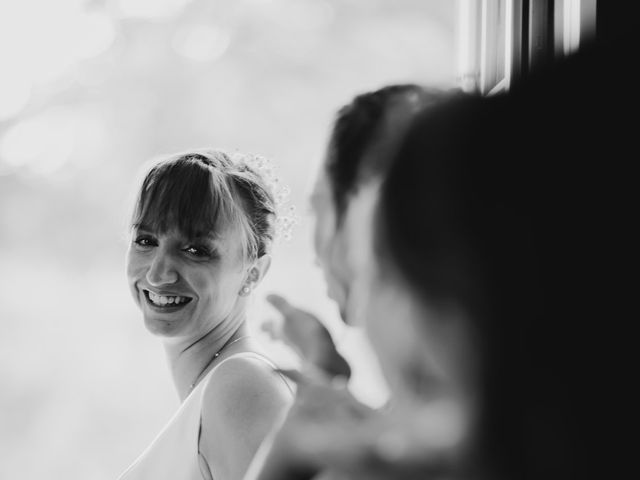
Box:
[148,291,190,307]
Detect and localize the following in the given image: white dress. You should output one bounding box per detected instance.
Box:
[118,352,292,480]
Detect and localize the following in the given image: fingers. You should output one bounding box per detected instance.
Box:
[267,293,325,328]
[267,294,322,325]
[275,366,331,387]
[275,367,370,419]
[260,318,280,340]
[322,350,352,381]
[266,293,295,316]
[266,293,352,380]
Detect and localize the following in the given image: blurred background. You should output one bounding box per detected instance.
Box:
[0,0,455,477]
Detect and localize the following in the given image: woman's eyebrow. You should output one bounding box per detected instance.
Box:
[133,223,153,232]
[189,231,220,243]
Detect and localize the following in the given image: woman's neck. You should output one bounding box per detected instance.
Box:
[163,311,249,401]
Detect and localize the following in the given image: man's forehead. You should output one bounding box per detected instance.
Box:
[310,172,331,201]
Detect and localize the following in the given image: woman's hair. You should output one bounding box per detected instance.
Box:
[325,84,459,223]
[131,150,276,259]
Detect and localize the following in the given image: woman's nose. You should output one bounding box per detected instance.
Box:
[146,252,179,286]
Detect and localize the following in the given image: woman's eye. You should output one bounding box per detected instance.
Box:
[184,245,211,258]
[134,236,156,248]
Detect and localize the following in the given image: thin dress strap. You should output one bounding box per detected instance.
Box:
[118,352,294,480]
[201,351,295,396]
[195,351,296,479]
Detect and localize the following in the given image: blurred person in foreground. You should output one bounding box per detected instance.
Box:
[247,30,637,479]
[246,85,463,479]
[265,84,456,380]
[118,150,293,480]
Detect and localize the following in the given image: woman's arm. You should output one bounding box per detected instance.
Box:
[200,356,293,480]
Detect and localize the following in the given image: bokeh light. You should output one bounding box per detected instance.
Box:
[0,0,116,91]
[0,73,33,121]
[1,108,76,174]
[172,24,231,62]
[115,0,192,19]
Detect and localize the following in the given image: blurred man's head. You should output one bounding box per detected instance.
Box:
[311,84,456,321]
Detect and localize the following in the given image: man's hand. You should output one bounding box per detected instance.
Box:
[247,367,374,480]
[265,294,351,380]
[245,367,459,480]
[275,371,460,479]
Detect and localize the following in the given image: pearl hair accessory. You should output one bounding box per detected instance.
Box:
[230,151,299,242]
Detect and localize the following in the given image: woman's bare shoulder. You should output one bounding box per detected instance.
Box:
[198,353,293,479]
[200,353,292,439]
[204,353,292,409]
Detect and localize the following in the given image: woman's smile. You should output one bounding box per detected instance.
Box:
[143,289,193,312]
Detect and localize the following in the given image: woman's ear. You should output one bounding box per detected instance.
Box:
[248,254,272,286]
[239,255,272,297]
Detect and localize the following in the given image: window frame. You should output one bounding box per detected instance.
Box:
[456,0,597,94]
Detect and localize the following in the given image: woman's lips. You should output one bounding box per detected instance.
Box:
[143,289,193,310]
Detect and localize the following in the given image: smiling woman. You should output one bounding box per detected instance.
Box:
[120,150,294,480]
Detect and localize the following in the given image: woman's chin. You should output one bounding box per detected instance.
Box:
[143,314,185,338]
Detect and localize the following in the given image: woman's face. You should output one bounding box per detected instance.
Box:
[125,222,249,340]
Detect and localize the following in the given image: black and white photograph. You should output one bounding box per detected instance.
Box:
[0,1,633,479]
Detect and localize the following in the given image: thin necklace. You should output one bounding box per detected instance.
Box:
[188,335,250,392]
